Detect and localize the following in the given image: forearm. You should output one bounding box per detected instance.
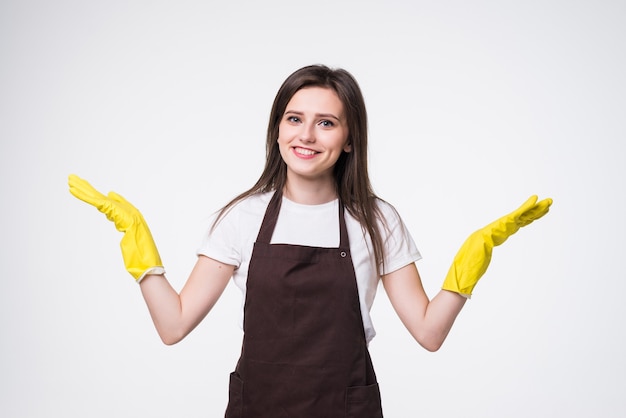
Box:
[417,289,466,351]
[140,275,188,345]
[383,264,467,352]
[139,256,233,345]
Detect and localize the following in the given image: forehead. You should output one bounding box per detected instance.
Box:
[286,87,344,115]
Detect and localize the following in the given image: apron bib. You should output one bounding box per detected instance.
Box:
[225,191,383,418]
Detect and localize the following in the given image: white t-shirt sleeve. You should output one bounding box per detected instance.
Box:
[377,201,422,275]
[196,208,242,268]
[196,193,272,273]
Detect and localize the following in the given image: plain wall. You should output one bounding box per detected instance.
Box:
[1,0,625,416]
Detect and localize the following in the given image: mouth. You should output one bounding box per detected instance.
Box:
[293,147,319,157]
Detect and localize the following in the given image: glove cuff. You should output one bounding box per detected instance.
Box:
[136,266,166,284]
[441,284,472,299]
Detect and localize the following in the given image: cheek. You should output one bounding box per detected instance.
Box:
[277,132,288,149]
[276,123,292,143]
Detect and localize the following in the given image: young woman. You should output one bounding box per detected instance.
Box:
[68,64,552,417]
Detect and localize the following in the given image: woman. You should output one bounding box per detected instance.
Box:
[68,64,552,417]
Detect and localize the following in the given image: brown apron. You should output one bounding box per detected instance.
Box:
[225,191,383,418]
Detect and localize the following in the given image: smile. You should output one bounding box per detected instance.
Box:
[294,147,319,156]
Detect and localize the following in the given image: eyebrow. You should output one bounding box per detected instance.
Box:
[284,110,342,121]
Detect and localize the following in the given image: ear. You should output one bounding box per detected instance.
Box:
[343,141,352,153]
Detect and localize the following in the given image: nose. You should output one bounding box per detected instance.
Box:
[298,122,315,143]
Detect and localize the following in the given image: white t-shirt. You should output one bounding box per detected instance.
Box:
[197,192,421,343]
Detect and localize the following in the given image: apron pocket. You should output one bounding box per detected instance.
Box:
[345,383,383,418]
[225,372,243,418]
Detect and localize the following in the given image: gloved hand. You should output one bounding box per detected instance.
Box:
[68,174,165,283]
[442,195,553,297]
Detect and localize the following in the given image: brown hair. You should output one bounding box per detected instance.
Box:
[215,64,388,274]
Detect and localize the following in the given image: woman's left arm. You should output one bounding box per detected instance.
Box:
[381,263,466,352]
[382,195,552,352]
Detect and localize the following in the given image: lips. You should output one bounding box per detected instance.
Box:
[293,147,319,157]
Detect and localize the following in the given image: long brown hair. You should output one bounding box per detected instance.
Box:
[215,64,387,274]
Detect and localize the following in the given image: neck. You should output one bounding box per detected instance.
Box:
[283,176,337,205]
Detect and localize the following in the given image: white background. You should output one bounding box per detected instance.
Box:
[1,0,625,417]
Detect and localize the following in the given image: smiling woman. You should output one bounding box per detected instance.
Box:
[68,64,552,417]
[278,87,352,203]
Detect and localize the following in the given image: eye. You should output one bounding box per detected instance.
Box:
[319,120,334,127]
[286,115,301,123]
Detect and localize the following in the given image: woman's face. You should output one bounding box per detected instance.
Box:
[277,86,351,189]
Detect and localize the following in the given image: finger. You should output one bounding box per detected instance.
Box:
[518,195,539,213]
[68,174,108,208]
[507,195,538,221]
[518,197,553,226]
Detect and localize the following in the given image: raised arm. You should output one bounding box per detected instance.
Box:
[68,175,233,345]
[382,195,552,352]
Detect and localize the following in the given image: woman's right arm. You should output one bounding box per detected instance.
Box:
[68,175,236,344]
[139,256,234,345]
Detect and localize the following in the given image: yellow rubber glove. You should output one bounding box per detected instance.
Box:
[68,174,165,283]
[442,195,553,297]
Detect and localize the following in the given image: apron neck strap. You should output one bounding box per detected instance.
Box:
[255,190,350,249]
[256,190,283,243]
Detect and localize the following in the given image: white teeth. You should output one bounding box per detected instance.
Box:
[295,147,317,156]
